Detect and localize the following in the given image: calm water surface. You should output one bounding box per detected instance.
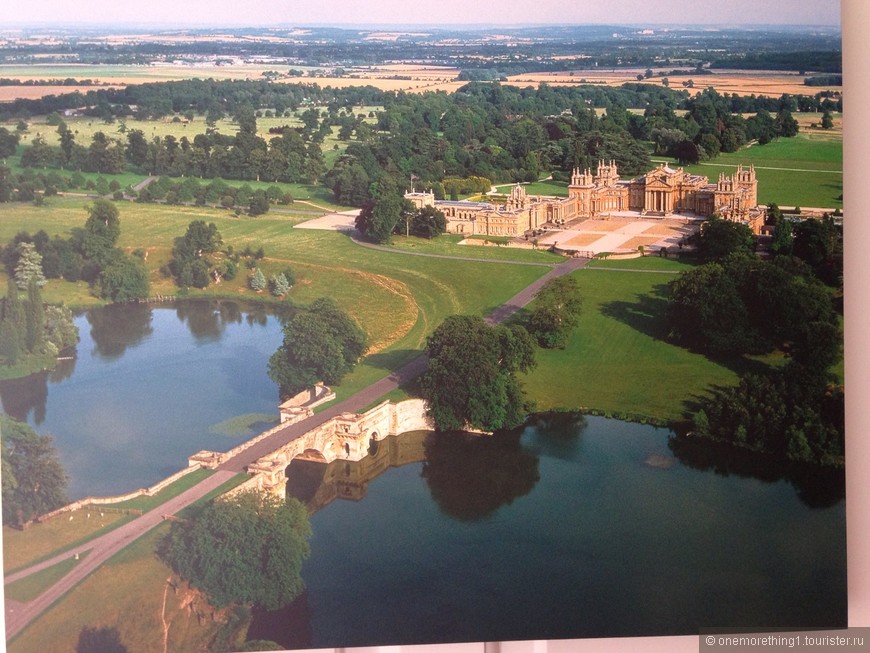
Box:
[255,417,845,647]
[0,300,284,499]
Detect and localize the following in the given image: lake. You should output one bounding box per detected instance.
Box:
[0,301,846,645]
[0,300,285,499]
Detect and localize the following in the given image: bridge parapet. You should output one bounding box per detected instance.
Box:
[248,399,435,498]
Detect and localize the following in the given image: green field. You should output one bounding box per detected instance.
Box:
[656,134,843,209]
[494,179,570,196]
[521,264,739,421]
[0,197,550,401]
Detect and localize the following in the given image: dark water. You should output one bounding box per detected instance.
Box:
[0,300,285,499]
[0,303,846,644]
[251,416,845,648]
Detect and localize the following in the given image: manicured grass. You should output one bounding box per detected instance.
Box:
[5,554,85,602]
[386,233,563,264]
[8,524,223,653]
[655,134,843,208]
[520,267,740,422]
[107,468,214,512]
[585,255,694,272]
[3,513,131,575]
[7,472,251,653]
[2,469,213,574]
[0,352,58,380]
[494,179,570,196]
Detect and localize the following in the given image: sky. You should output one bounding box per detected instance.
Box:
[0,0,841,29]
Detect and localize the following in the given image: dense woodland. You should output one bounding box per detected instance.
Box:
[0,78,840,210]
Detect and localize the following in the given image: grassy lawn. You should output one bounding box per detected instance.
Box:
[7,473,250,653]
[494,179,570,196]
[3,469,214,574]
[8,524,223,653]
[386,233,563,264]
[655,135,843,208]
[0,196,550,402]
[520,266,740,422]
[3,514,131,575]
[5,554,86,602]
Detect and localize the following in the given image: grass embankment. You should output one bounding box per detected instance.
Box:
[657,135,843,209]
[6,473,250,653]
[3,468,214,574]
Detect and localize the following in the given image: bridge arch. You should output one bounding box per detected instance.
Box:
[368,431,380,456]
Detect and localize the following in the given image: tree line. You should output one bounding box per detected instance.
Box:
[667,216,843,465]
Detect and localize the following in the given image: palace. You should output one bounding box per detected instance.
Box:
[405,161,763,238]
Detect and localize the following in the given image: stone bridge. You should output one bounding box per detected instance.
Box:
[227,399,435,499]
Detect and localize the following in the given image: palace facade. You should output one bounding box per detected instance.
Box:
[405,161,763,237]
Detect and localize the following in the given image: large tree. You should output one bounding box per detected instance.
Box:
[160,490,311,610]
[268,298,368,398]
[1,414,68,527]
[168,220,223,289]
[100,254,150,303]
[691,216,755,262]
[355,179,412,244]
[421,315,536,432]
[668,255,839,368]
[525,276,583,348]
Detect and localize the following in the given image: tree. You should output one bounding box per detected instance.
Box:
[270,272,290,297]
[268,297,367,397]
[792,216,842,285]
[168,221,222,288]
[820,110,834,130]
[421,315,536,432]
[100,254,150,302]
[0,127,20,161]
[526,276,583,348]
[160,490,311,610]
[25,279,45,354]
[0,278,26,364]
[1,414,68,527]
[355,181,408,243]
[248,189,270,216]
[13,242,47,290]
[249,268,267,292]
[692,216,755,262]
[81,199,121,267]
[408,205,447,239]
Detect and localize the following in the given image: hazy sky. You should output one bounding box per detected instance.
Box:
[0,0,841,28]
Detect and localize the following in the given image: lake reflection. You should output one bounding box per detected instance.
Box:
[262,416,845,648]
[0,300,286,499]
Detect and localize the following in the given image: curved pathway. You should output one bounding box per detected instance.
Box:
[4,253,589,642]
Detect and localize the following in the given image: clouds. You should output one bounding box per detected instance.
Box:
[1,0,841,28]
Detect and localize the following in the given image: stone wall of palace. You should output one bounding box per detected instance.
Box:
[405,162,761,237]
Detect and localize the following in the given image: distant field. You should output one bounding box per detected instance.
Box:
[0,63,463,100]
[506,69,842,98]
